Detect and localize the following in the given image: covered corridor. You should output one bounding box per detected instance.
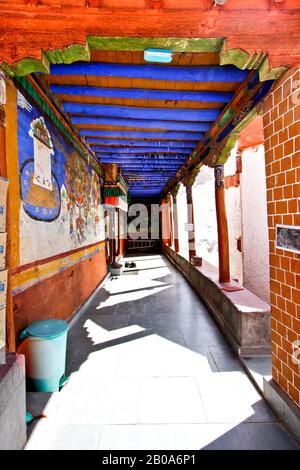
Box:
[0,0,299,452]
[25,254,297,450]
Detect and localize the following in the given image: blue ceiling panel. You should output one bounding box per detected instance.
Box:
[80,130,203,140]
[72,116,210,132]
[50,63,248,83]
[51,85,233,103]
[63,102,220,122]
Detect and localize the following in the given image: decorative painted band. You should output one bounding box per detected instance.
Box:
[2,37,286,82]
[12,240,106,296]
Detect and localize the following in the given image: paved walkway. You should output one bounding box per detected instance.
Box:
[26,254,298,450]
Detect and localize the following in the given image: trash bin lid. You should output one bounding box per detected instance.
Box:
[24,319,68,339]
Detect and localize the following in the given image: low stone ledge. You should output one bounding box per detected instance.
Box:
[165,246,271,356]
[0,353,26,450]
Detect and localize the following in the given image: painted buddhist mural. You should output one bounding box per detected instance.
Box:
[17,92,105,265]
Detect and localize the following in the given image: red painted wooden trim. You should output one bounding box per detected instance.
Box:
[224,174,240,188]
[0,4,299,68]
[238,115,264,150]
[11,240,105,275]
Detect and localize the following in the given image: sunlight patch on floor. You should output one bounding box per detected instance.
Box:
[83,319,145,345]
[97,284,171,309]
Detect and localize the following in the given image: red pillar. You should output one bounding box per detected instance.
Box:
[185,183,196,262]
[116,207,120,257]
[161,198,168,250]
[168,194,174,248]
[214,163,230,283]
[172,194,180,254]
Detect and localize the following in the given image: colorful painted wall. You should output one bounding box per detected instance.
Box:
[5,80,107,337]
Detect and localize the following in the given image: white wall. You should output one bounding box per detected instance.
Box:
[225,186,243,283]
[224,146,243,283]
[241,144,270,302]
[177,183,189,260]
[193,166,219,267]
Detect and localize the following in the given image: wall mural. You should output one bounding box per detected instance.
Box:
[18,92,104,265]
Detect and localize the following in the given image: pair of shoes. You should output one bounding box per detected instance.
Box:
[125,261,136,268]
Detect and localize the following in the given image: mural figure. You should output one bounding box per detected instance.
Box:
[20,116,61,221]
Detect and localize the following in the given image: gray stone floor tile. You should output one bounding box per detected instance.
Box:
[51,425,103,450]
[182,325,225,348]
[151,327,187,347]
[209,345,244,372]
[202,422,299,450]
[139,377,206,424]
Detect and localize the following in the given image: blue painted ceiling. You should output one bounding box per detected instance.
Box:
[43,53,253,197]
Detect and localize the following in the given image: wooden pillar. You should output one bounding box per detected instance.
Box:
[116,207,120,257]
[110,208,116,265]
[185,183,196,262]
[161,198,171,249]
[168,194,173,248]
[214,163,230,283]
[0,73,15,351]
[172,194,180,253]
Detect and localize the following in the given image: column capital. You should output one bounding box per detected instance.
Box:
[185,183,193,204]
[214,163,225,189]
[203,138,229,168]
[171,183,180,199]
[165,192,171,204]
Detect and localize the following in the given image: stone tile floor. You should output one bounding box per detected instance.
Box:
[25,254,299,450]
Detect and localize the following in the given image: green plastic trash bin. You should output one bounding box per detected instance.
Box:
[19,319,68,392]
